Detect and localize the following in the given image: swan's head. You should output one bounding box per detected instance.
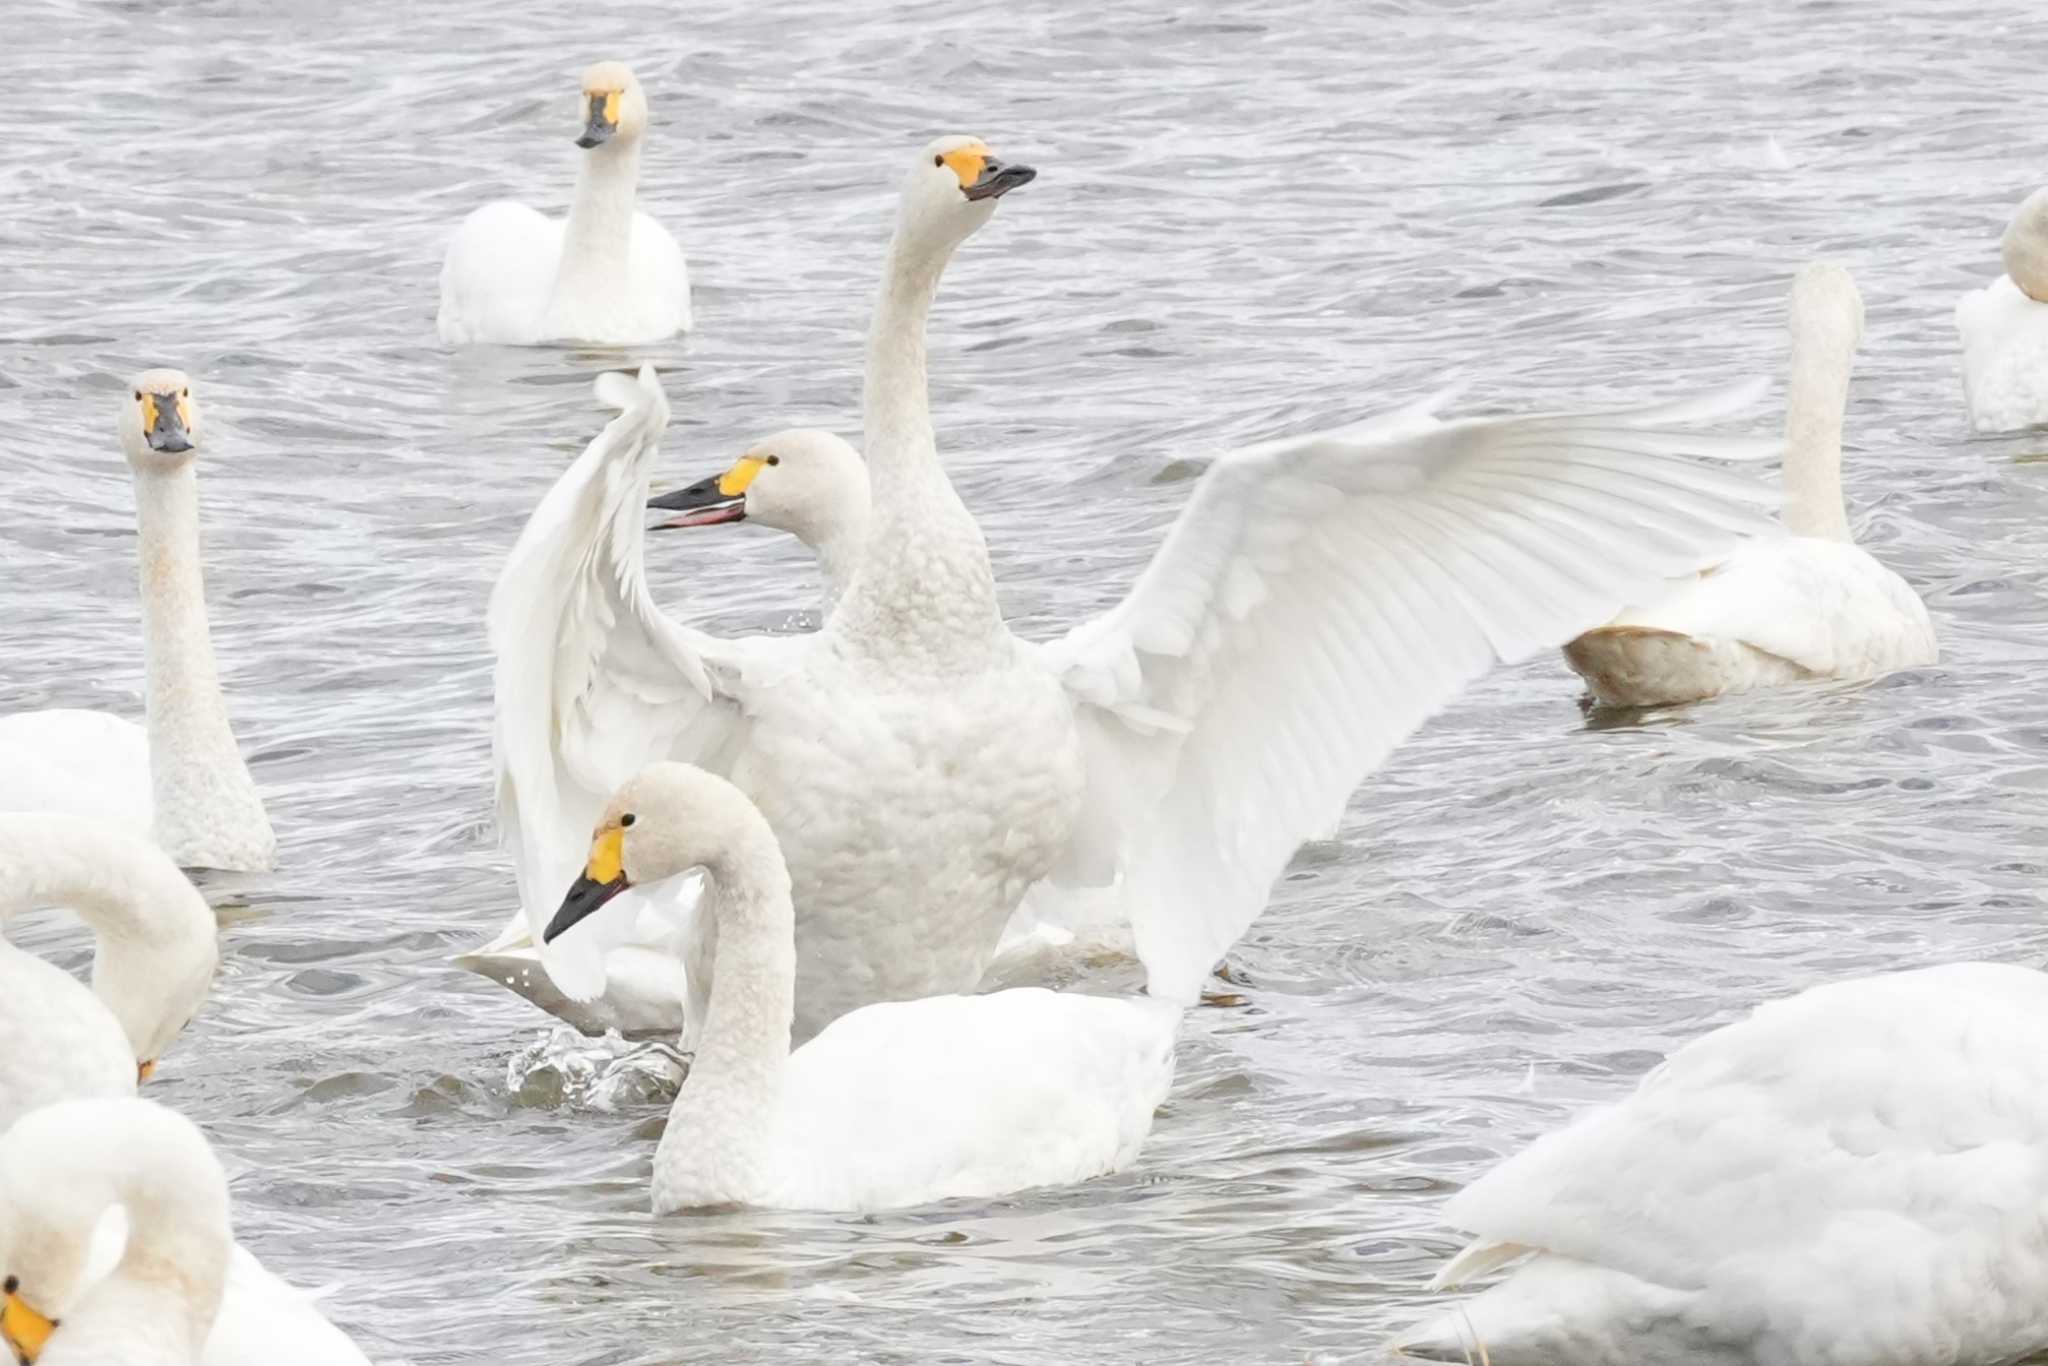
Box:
[2001,186,2048,303]
[0,1099,231,1364]
[575,61,649,150]
[116,369,201,473]
[542,763,772,945]
[895,135,1036,259]
[92,913,217,1080]
[648,429,868,544]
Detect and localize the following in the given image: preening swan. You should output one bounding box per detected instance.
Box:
[0,1099,230,1366]
[1564,264,1936,706]
[0,822,367,1366]
[0,372,275,872]
[1956,186,2048,433]
[436,61,691,346]
[0,816,216,1115]
[546,762,1176,1213]
[490,135,1776,1046]
[1397,964,2048,1366]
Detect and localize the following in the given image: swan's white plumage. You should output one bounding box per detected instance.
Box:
[1398,964,2048,1366]
[0,710,152,835]
[0,822,366,1366]
[1956,273,2048,434]
[1564,265,1935,708]
[436,62,690,346]
[1039,385,1779,1002]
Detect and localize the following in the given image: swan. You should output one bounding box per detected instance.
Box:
[0,1099,231,1366]
[0,819,368,1366]
[546,761,1176,1213]
[1396,963,2048,1366]
[0,371,275,872]
[436,61,691,346]
[0,815,216,1111]
[492,134,1776,1045]
[1956,186,2048,433]
[1564,264,1936,706]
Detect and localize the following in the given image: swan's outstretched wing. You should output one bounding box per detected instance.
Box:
[491,366,754,996]
[1039,383,1778,1002]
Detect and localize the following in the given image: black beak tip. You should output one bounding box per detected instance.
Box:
[542,873,629,944]
[575,133,601,149]
[147,432,193,454]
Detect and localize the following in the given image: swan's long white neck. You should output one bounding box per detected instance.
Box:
[651,818,795,1210]
[553,140,642,306]
[1781,291,1857,544]
[810,516,866,614]
[0,819,196,946]
[833,224,1004,667]
[133,464,273,869]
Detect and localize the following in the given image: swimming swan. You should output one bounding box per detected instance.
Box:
[0,372,273,872]
[0,815,216,1114]
[436,61,691,346]
[459,418,866,1035]
[494,135,1776,1044]
[1396,963,2048,1365]
[547,761,1177,1213]
[1956,186,2048,433]
[0,823,368,1366]
[1563,264,1935,706]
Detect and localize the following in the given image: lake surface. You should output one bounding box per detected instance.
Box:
[3,0,2046,1360]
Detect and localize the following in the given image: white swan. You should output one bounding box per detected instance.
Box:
[494,135,1776,1045]
[1956,186,2048,433]
[1396,963,2048,1366]
[436,61,691,346]
[0,1099,231,1366]
[0,820,367,1366]
[547,761,1176,1213]
[0,371,275,872]
[0,815,216,1111]
[1564,264,1936,706]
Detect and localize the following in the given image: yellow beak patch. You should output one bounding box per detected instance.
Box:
[175,393,192,429]
[940,145,992,189]
[139,392,159,432]
[138,1059,156,1083]
[2,1290,56,1362]
[717,457,766,498]
[587,827,625,885]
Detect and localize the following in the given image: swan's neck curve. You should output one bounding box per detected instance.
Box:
[811,518,865,615]
[552,142,642,310]
[651,822,794,1211]
[133,465,273,869]
[1781,301,1856,543]
[833,225,1005,667]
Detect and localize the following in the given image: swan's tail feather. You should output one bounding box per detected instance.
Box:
[1392,1255,1699,1366]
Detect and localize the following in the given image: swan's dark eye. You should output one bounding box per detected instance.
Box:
[133,390,142,400]
[4,1274,16,1292]
[933,154,944,168]
[620,813,636,828]
[765,454,780,466]
[181,389,188,398]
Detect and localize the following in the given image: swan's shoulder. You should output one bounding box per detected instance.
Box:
[0,945,136,1128]
[1956,273,2048,433]
[0,709,151,832]
[1442,964,2048,1288]
[628,210,692,328]
[770,990,1177,1210]
[436,200,562,345]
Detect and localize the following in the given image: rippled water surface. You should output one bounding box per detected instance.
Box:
[5,0,2048,1360]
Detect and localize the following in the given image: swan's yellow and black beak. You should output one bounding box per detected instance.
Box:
[543,826,630,943]
[140,390,193,454]
[137,1059,156,1084]
[577,89,621,149]
[2,1281,57,1364]
[941,146,1036,203]
[648,456,764,530]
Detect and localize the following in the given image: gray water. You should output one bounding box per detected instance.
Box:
[4,0,2047,1361]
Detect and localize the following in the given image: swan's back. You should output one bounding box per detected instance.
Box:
[1957,274,2048,434]
[0,709,151,833]
[763,990,1177,1212]
[1401,964,2048,1365]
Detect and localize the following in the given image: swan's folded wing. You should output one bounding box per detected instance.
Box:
[490,367,753,994]
[1040,384,1778,1002]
